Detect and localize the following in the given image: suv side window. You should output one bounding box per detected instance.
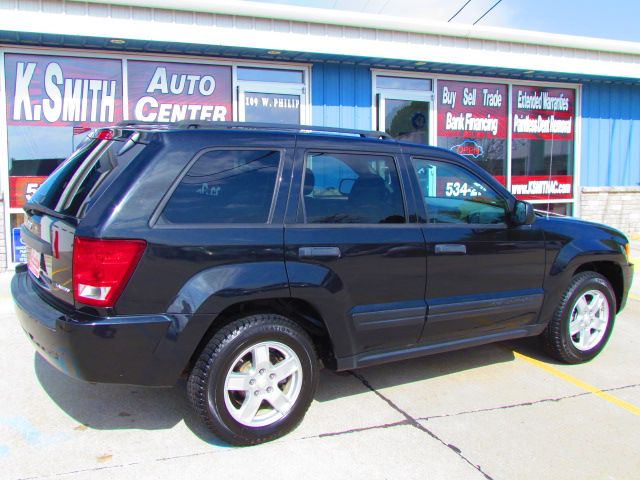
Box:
[302,152,405,224]
[160,149,280,224]
[411,157,507,224]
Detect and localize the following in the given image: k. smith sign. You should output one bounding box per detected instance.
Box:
[5,54,123,127]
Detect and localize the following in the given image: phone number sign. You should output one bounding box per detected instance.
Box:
[9,176,47,209]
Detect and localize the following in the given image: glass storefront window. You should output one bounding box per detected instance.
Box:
[510,85,575,202]
[237,67,303,83]
[237,67,306,124]
[377,76,432,91]
[8,125,90,175]
[532,203,573,216]
[243,92,301,123]
[437,80,508,179]
[4,53,123,210]
[2,52,309,265]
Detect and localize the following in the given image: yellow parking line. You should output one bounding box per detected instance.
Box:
[513,351,640,416]
[630,293,640,302]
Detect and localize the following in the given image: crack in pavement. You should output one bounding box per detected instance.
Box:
[18,381,640,480]
[348,371,495,480]
[314,419,411,438]
[419,382,640,422]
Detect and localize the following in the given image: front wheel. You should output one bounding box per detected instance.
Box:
[187,314,318,445]
[539,271,616,364]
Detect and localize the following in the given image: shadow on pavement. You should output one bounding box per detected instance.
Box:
[321,340,518,397]
[34,353,225,445]
[35,338,536,441]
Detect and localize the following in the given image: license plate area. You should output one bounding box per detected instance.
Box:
[28,247,40,278]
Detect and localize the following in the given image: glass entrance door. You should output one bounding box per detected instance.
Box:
[379,95,431,144]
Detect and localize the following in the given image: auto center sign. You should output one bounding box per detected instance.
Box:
[127,61,232,122]
[5,53,123,126]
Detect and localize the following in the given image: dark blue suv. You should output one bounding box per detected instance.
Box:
[12,122,633,445]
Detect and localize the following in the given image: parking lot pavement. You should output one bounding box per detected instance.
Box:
[1,268,639,480]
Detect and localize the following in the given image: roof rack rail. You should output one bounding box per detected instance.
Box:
[174,121,391,139]
[115,120,172,128]
[113,120,389,139]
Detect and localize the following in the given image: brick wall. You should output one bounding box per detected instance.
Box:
[580,187,640,237]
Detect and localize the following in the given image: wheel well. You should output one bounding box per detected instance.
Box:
[185,298,335,374]
[574,261,624,312]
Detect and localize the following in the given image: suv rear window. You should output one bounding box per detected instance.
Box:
[159,149,280,225]
[29,135,139,218]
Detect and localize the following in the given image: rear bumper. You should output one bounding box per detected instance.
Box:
[12,270,190,386]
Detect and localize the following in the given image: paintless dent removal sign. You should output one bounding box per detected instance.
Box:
[5,54,123,126]
[438,80,508,139]
[512,86,574,140]
[127,61,232,122]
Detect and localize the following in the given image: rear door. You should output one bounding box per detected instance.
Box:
[284,136,427,360]
[20,131,143,305]
[407,152,546,343]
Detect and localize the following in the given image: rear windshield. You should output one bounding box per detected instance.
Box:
[29,136,135,218]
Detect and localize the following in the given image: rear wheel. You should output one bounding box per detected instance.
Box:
[540,271,616,364]
[187,314,318,445]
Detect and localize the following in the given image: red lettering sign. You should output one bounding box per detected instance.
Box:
[9,176,48,208]
[512,86,574,141]
[437,80,508,139]
[509,175,573,200]
[127,61,232,122]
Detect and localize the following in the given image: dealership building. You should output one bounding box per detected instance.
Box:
[0,0,639,268]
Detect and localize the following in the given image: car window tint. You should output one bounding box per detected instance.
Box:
[411,158,507,224]
[160,150,280,224]
[303,152,405,224]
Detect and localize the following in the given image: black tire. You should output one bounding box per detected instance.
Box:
[187,313,318,446]
[539,271,616,364]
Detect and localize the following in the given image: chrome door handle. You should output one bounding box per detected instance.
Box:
[434,244,467,255]
[298,247,342,258]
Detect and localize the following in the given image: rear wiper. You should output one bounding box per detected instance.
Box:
[23,202,79,225]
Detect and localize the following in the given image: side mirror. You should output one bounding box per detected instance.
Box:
[512,200,535,226]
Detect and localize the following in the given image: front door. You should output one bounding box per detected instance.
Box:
[408,154,547,343]
[284,137,427,361]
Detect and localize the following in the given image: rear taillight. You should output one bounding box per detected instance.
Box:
[95,129,115,140]
[72,237,146,308]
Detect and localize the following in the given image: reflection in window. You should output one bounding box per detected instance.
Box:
[384,99,429,145]
[8,125,90,176]
[511,139,574,176]
[377,76,432,91]
[303,152,405,224]
[161,150,280,224]
[412,158,506,224]
[532,202,573,216]
[237,67,303,83]
[437,137,507,178]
